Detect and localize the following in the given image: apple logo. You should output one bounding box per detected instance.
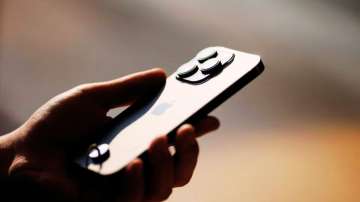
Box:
[151,101,174,115]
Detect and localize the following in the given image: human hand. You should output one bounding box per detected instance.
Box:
[1,68,219,201]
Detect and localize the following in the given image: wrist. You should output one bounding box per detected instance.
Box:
[0,131,17,177]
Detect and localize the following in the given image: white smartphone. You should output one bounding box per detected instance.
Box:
[76,46,264,175]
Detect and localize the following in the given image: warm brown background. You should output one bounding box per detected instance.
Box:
[1,1,359,201]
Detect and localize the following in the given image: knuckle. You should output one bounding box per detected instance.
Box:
[70,83,97,101]
[73,84,92,94]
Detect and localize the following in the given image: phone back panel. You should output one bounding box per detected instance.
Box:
[77,47,264,175]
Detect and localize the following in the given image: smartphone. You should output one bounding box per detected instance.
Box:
[76,46,264,175]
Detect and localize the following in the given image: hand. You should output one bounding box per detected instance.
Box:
[2,68,219,202]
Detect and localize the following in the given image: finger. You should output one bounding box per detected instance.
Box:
[115,158,144,202]
[192,116,220,137]
[78,68,166,109]
[173,124,199,187]
[144,136,174,201]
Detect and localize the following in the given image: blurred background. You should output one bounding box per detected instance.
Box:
[1,0,360,201]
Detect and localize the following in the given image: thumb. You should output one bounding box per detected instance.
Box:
[77,68,166,110]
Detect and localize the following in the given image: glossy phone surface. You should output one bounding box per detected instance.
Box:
[76,47,264,175]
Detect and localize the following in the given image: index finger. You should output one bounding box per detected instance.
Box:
[79,68,166,110]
